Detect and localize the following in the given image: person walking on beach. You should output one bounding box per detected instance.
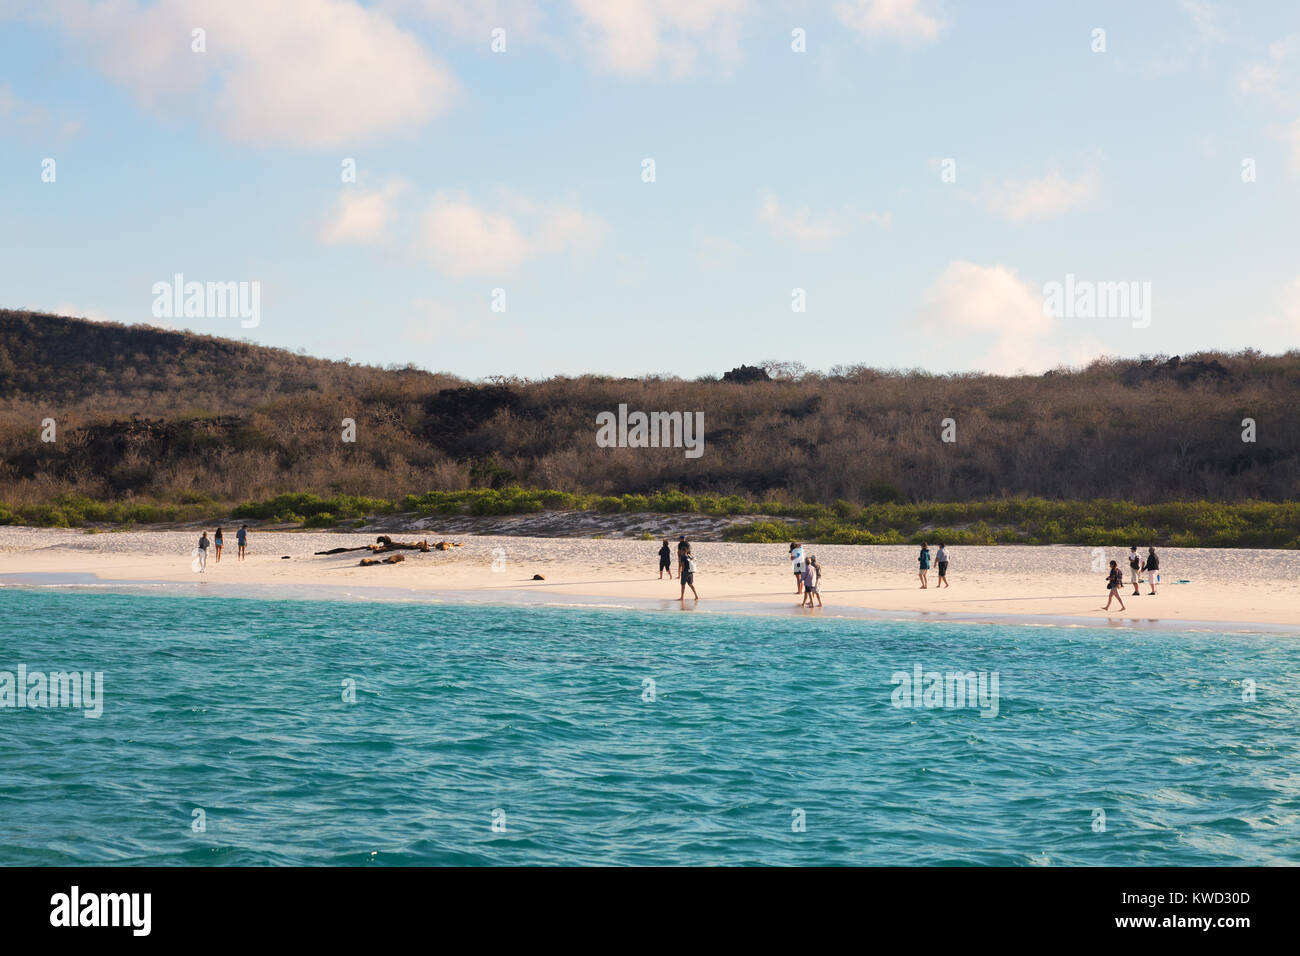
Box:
[1102,559,1126,611]
[935,543,950,588]
[1143,547,1160,595]
[658,539,672,579]
[196,531,209,573]
[236,524,248,561]
[1128,545,1141,595]
[679,548,699,601]
[918,542,931,588]
[214,527,224,563]
[790,542,805,594]
[801,555,822,608]
[676,536,690,579]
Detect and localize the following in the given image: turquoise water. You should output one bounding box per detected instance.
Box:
[2,588,1298,866]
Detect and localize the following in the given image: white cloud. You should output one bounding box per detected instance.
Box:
[985,166,1100,223]
[916,261,1101,374]
[834,0,947,44]
[394,0,547,40]
[1234,35,1300,173]
[1238,61,1284,98]
[757,193,842,243]
[1236,35,1300,101]
[1236,274,1300,353]
[569,0,749,77]
[415,191,607,277]
[45,0,457,148]
[0,84,81,137]
[1182,1,1226,48]
[922,262,1048,336]
[756,192,889,244]
[54,303,120,325]
[395,0,749,76]
[319,181,407,245]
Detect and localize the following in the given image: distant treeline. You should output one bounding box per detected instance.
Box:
[2,310,1299,517]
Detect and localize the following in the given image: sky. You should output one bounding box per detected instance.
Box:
[1,0,1299,378]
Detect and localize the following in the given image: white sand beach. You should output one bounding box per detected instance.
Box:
[1,527,1296,631]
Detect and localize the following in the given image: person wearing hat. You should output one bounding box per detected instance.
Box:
[790,542,805,594]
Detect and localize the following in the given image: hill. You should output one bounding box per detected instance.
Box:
[2,310,1298,517]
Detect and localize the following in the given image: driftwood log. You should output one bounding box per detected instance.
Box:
[316,537,462,556]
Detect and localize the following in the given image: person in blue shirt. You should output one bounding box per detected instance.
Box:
[918,542,931,588]
[236,524,248,561]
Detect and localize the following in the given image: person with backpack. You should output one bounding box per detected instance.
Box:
[679,546,699,601]
[1142,547,1160,595]
[790,542,805,594]
[1128,545,1141,595]
[1102,559,1126,611]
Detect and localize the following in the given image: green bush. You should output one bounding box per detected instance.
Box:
[3,486,1298,547]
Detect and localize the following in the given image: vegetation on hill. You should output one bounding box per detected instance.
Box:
[2,310,1298,547]
[3,488,1296,549]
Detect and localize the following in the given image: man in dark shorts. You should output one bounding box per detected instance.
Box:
[679,548,698,600]
[236,524,248,560]
[676,536,689,578]
[935,542,949,588]
[658,539,672,579]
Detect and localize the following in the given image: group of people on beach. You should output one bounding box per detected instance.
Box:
[658,535,1159,616]
[916,542,950,588]
[644,535,1164,616]
[1103,546,1160,611]
[788,543,823,607]
[194,525,249,571]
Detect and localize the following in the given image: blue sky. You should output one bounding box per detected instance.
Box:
[2,0,1298,378]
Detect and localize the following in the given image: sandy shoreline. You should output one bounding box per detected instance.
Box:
[3,527,1297,632]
